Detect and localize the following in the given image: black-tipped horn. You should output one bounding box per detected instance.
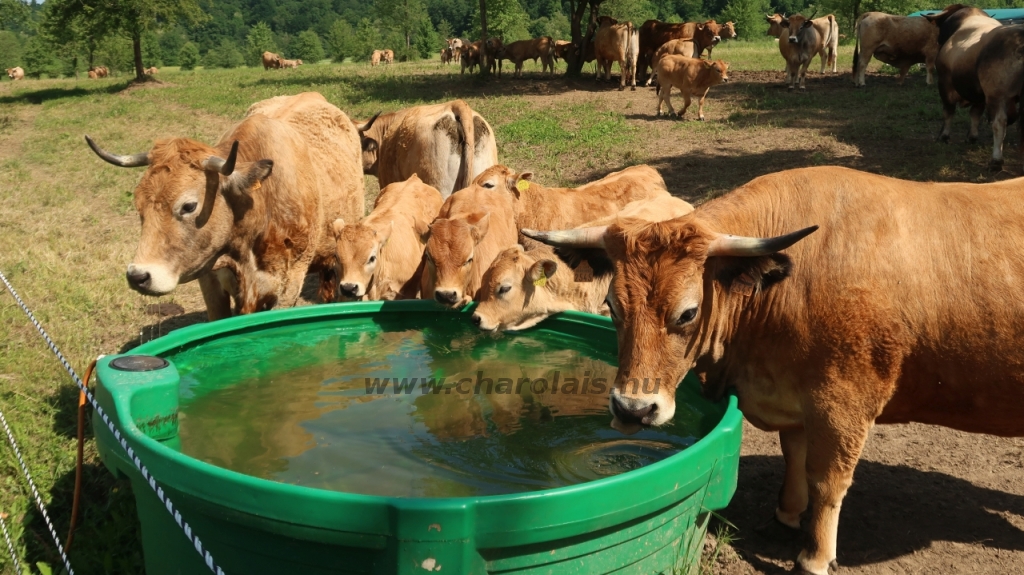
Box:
[84,135,149,168]
[807,8,818,21]
[356,111,382,133]
[706,225,818,257]
[522,226,608,248]
[202,140,239,176]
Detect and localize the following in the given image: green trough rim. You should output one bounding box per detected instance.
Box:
[100,300,742,547]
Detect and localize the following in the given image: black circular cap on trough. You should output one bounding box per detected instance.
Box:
[110,355,169,372]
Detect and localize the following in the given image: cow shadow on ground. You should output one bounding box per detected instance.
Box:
[717,454,1024,572]
[0,82,131,105]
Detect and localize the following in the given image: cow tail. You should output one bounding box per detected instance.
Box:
[852,15,861,77]
[452,99,475,192]
[626,22,638,82]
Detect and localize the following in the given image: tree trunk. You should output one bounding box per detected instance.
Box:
[133,32,145,81]
[566,0,600,77]
[479,0,489,76]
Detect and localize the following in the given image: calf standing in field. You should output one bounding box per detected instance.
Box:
[655,55,730,120]
[371,50,382,66]
[472,196,694,332]
[332,175,442,301]
[646,39,699,87]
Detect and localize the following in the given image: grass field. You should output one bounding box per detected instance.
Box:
[1,41,1021,575]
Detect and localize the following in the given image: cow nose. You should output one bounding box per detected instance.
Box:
[471,313,482,326]
[610,395,656,426]
[339,283,359,297]
[788,36,798,43]
[435,289,458,305]
[126,269,151,289]
[713,35,721,42]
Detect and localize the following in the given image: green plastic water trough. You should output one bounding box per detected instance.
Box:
[94,301,742,575]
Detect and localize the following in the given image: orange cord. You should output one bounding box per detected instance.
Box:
[66,359,96,552]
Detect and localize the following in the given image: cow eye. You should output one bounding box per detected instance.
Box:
[181,201,198,215]
[464,257,473,266]
[482,181,495,189]
[367,255,376,265]
[498,284,511,296]
[605,296,618,318]
[677,307,698,325]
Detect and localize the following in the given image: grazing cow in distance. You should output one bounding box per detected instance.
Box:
[6,67,24,80]
[353,100,498,198]
[594,16,640,90]
[469,164,669,232]
[441,47,453,64]
[84,92,365,320]
[382,49,395,64]
[88,65,109,78]
[280,59,302,68]
[332,174,443,301]
[472,196,693,332]
[926,4,1018,169]
[655,56,730,120]
[421,185,518,308]
[523,165,1024,575]
[498,36,556,77]
[853,12,939,86]
[638,19,723,82]
[767,13,839,77]
[371,50,382,66]
[88,70,98,79]
[144,67,158,75]
[262,52,282,70]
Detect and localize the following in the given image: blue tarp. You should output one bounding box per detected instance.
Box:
[908,8,1024,23]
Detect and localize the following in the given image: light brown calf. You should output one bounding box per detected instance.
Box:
[638,19,723,81]
[382,49,394,64]
[280,59,302,68]
[371,50,382,66]
[646,38,698,87]
[262,52,282,70]
[655,55,730,120]
[6,67,24,80]
[332,174,442,301]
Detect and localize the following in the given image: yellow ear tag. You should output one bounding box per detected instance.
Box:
[251,180,262,191]
[533,270,547,287]
[516,179,530,193]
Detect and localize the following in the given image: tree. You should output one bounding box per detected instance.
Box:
[0,30,21,70]
[245,22,278,67]
[436,18,453,42]
[719,0,770,40]
[291,29,324,62]
[22,34,63,77]
[565,0,603,77]
[203,38,244,68]
[326,18,357,62]
[473,0,531,43]
[601,0,657,23]
[179,41,199,69]
[376,0,429,51]
[0,0,29,30]
[413,17,440,58]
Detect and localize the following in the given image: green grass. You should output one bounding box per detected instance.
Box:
[0,48,1009,575]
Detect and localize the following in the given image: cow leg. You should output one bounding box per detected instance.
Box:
[199,271,234,322]
[925,62,935,86]
[776,427,808,529]
[800,61,811,90]
[938,81,957,142]
[897,65,910,85]
[679,92,691,120]
[990,98,1009,170]
[968,103,984,144]
[618,60,626,91]
[819,50,826,74]
[697,87,710,121]
[797,414,872,575]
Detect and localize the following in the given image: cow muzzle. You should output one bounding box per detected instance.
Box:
[609,388,675,431]
[338,282,364,299]
[434,288,462,307]
[125,263,178,296]
[788,36,798,44]
[713,35,721,42]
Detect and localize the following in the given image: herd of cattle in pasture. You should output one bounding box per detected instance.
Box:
[46,5,1024,575]
[261,51,304,69]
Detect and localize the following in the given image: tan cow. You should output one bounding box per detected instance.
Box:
[461,41,481,74]
[280,59,302,68]
[594,16,640,90]
[498,36,556,77]
[448,38,464,63]
[638,20,723,82]
[524,165,1024,575]
[484,37,503,76]
[705,21,737,58]
[767,12,839,81]
[87,70,98,79]
[655,55,730,120]
[472,196,694,332]
[441,47,453,64]
[382,49,395,64]
[646,39,699,87]
[332,174,442,301]
[353,100,498,198]
[84,92,365,320]
[469,164,670,231]
[553,40,573,62]
[261,52,282,70]
[371,50,382,66]
[6,67,24,80]
[926,5,1016,169]
[88,65,109,78]
[421,185,518,308]
[853,12,938,86]
[144,67,158,75]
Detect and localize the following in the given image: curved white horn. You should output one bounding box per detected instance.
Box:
[84,135,149,167]
[521,226,608,248]
[707,225,818,257]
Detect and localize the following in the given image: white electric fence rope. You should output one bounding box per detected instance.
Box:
[0,269,225,575]
[0,510,24,574]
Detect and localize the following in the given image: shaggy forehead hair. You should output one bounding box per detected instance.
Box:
[146,138,215,171]
[426,219,474,258]
[611,217,713,262]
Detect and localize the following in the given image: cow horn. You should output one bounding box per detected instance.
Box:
[707,225,818,257]
[84,135,149,168]
[807,8,818,21]
[202,140,239,176]
[356,111,382,133]
[521,226,608,249]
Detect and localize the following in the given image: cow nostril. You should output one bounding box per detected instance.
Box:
[471,313,482,326]
[340,283,358,296]
[126,270,150,288]
[611,396,656,425]
[435,290,457,304]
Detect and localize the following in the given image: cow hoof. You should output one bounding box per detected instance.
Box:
[618,86,625,91]
[967,135,978,144]
[938,134,950,143]
[989,159,1004,172]
[698,117,706,122]
[788,85,794,91]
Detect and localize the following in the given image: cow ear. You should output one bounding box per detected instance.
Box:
[468,212,490,243]
[226,159,273,196]
[529,259,558,285]
[332,219,346,239]
[361,137,379,154]
[703,60,714,68]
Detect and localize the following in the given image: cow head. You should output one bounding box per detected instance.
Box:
[423,213,490,308]
[786,11,816,44]
[704,59,730,83]
[85,135,274,296]
[721,21,738,40]
[353,110,388,175]
[331,218,392,301]
[765,13,787,37]
[472,164,533,199]
[472,245,565,332]
[523,218,817,432]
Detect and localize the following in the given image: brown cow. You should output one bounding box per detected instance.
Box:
[853,12,938,86]
[353,100,498,198]
[482,37,504,76]
[472,196,693,332]
[646,39,699,87]
[87,65,109,78]
[382,49,394,64]
[524,165,1024,575]
[767,12,839,81]
[87,70,98,79]
[440,47,453,64]
[594,16,640,90]
[655,55,730,120]
[332,174,442,301]
[280,59,302,68]
[553,40,573,62]
[371,50,382,66]
[421,185,518,308]
[84,92,365,320]
[927,5,1019,169]
[461,41,481,74]
[638,19,722,82]
[261,52,282,70]
[498,36,556,77]
[705,21,737,59]
[469,164,670,231]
